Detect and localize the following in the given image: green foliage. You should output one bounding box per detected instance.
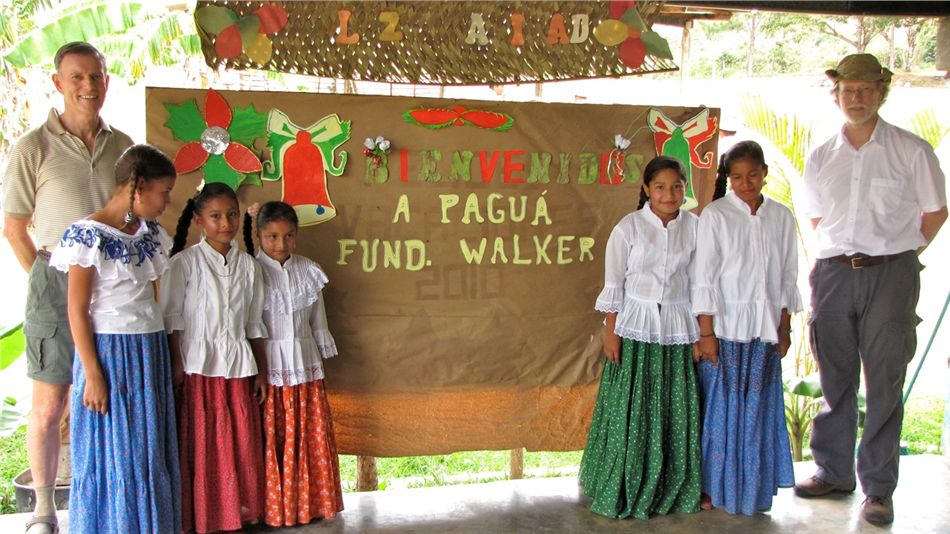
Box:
[910,108,950,149]
[0,1,199,82]
[901,396,944,454]
[0,324,25,371]
[338,450,583,491]
[0,396,27,438]
[0,426,29,514]
[741,94,811,176]
[3,2,144,68]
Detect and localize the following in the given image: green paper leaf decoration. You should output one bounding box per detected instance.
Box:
[262,130,295,181]
[229,103,268,146]
[164,100,206,143]
[242,172,263,188]
[641,30,673,60]
[196,5,238,35]
[204,153,242,190]
[619,8,647,31]
[236,14,261,45]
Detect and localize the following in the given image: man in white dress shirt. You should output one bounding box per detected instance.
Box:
[793,53,947,525]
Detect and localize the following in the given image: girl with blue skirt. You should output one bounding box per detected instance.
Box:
[50,145,181,533]
[693,140,799,515]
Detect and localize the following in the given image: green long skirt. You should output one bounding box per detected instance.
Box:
[578,338,702,519]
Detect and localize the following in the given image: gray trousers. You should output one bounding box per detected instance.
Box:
[808,251,920,497]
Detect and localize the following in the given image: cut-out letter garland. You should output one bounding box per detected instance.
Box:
[647,108,717,210]
[264,109,351,226]
[165,89,266,190]
[403,105,514,131]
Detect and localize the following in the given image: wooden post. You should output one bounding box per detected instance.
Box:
[509,448,524,480]
[356,455,378,491]
[680,20,692,83]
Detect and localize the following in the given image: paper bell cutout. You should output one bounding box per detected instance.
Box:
[648,108,718,210]
[264,109,351,226]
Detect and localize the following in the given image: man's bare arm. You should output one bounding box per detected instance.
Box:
[2,214,36,272]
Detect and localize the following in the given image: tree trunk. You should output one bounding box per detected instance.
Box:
[747,13,758,76]
[509,448,524,479]
[888,24,897,70]
[356,456,378,491]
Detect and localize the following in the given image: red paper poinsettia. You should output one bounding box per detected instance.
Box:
[171,89,263,183]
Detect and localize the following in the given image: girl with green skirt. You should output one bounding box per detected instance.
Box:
[579,156,702,519]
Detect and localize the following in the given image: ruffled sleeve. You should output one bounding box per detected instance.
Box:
[692,209,723,315]
[50,220,171,282]
[311,292,338,359]
[307,261,337,358]
[261,256,329,314]
[779,208,804,313]
[245,259,269,339]
[594,223,629,313]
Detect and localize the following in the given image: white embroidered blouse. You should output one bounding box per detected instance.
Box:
[50,218,170,334]
[595,206,700,345]
[692,193,803,343]
[256,252,338,387]
[160,238,268,378]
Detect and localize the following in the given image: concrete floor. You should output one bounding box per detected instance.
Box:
[2,456,948,533]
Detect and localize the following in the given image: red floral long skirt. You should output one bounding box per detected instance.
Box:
[179,375,265,533]
[263,379,344,526]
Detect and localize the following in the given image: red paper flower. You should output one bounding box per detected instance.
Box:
[172,89,263,179]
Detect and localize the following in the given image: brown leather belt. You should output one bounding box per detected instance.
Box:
[827,253,903,269]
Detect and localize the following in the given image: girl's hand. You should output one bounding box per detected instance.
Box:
[692,342,702,362]
[698,335,718,364]
[604,331,621,364]
[776,330,792,358]
[83,370,109,414]
[254,374,267,405]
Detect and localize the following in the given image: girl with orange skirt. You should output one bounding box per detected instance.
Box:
[245,201,344,526]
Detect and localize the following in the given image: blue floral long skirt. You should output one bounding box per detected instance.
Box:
[70,331,182,533]
[697,339,795,515]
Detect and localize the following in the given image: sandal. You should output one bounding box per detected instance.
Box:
[25,514,59,534]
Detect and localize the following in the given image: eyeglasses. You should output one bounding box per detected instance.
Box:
[840,87,879,99]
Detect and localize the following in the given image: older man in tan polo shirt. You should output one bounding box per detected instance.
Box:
[2,42,132,534]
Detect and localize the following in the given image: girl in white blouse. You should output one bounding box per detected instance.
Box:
[51,145,181,533]
[242,201,344,526]
[160,182,268,533]
[578,156,702,520]
[693,140,799,515]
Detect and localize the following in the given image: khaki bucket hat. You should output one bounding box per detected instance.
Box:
[825,53,893,83]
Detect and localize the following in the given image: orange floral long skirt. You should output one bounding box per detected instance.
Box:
[263,379,344,526]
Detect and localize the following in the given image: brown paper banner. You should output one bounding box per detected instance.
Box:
[146,87,718,455]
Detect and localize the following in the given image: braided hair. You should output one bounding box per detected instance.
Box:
[244,201,299,257]
[638,156,687,209]
[714,140,767,201]
[113,144,176,217]
[170,182,239,256]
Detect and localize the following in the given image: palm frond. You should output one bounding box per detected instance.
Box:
[910,108,950,149]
